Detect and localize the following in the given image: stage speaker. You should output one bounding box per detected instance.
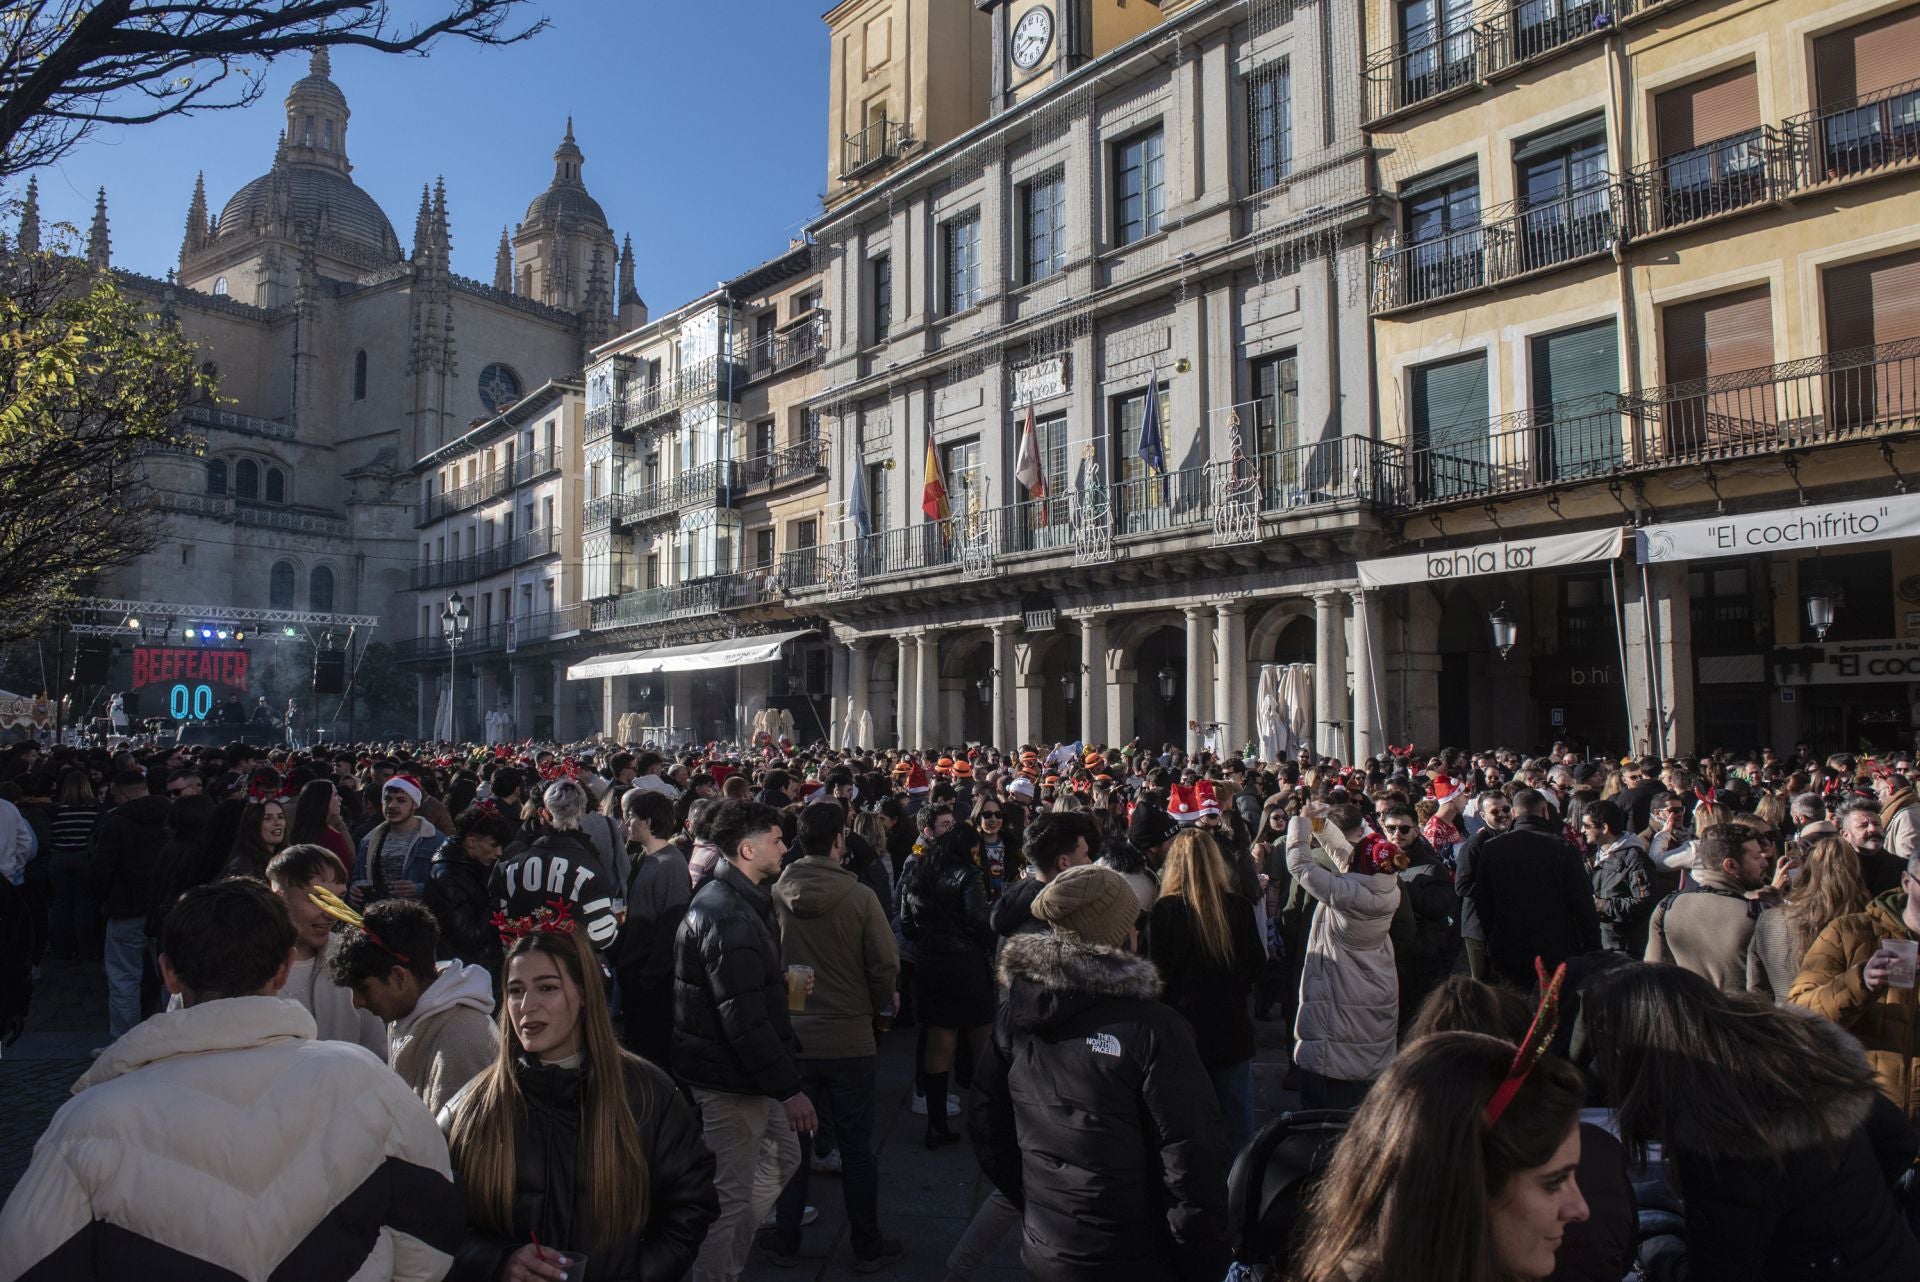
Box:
[73,638,112,684]
[312,652,347,695]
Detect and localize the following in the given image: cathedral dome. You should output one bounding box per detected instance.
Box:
[215,164,402,262]
[522,183,608,230]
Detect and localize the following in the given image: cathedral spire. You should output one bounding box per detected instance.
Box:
[494,226,513,292]
[551,118,585,188]
[283,44,350,174]
[412,183,431,261]
[87,188,111,269]
[183,171,210,257]
[429,176,451,275]
[16,176,40,255]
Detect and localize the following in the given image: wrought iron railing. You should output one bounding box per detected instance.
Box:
[1392,339,1920,506]
[1622,127,1783,237]
[1783,76,1920,186]
[416,447,556,526]
[747,313,830,376]
[1364,0,1627,122]
[407,527,559,591]
[511,604,586,645]
[621,355,747,433]
[1373,180,1621,311]
[393,622,509,662]
[841,117,906,180]
[738,438,829,491]
[587,570,775,630]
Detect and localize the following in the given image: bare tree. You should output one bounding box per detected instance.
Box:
[0,0,545,177]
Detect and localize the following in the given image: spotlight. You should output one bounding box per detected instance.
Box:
[283,626,297,638]
[127,618,140,630]
[216,629,230,640]
[233,629,247,643]
[201,627,215,640]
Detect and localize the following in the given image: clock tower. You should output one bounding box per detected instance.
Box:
[977,1,1168,115]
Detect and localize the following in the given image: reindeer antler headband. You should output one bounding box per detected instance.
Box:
[1483,959,1568,1128]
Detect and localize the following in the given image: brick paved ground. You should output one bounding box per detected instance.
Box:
[0,957,1297,1281]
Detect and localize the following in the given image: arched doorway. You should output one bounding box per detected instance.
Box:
[1437,583,1491,746]
[1035,637,1077,746]
[1131,627,1186,754]
[946,634,993,746]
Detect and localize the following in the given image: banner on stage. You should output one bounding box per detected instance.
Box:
[1357,527,1624,590]
[1637,492,1920,564]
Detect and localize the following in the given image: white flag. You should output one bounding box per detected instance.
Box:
[1014,403,1046,499]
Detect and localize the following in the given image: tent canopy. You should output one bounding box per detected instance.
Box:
[566,629,812,681]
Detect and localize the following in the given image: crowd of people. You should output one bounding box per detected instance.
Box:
[0,732,1916,1280]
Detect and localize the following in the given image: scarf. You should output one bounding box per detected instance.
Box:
[1880,787,1915,833]
[1352,831,1407,875]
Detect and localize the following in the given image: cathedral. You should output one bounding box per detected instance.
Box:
[60,51,642,723]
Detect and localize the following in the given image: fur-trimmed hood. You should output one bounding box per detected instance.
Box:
[997,930,1163,1035]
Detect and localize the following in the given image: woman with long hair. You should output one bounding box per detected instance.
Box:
[969,793,1013,904]
[1584,963,1920,1279]
[900,820,996,1148]
[287,778,353,870]
[1293,1032,1589,1282]
[1747,836,1872,1002]
[444,924,718,1281]
[223,796,289,879]
[46,768,103,959]
[1147,829,1267,1156]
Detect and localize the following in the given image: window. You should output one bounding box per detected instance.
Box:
[1823,248,1920,426]
[751,419,775,457]
[871,254,893,339]
[235,458,260,499]
[944,213,983,314]
[269,561,297,609]
[352,349,367,400]
[1249,62,1292,192]
[793,409,820,444]
[206,459,227,495]
[646,552,659,589]
[1251,352,1300,477]
[794,518,818,549]
[1661,286,1775,455]
[1812,8,1920,178]
[1530,321,1621,478]
[543,496,554,532]
[944,439,982,524]
[1688,563,1757,650]
[1114,129,1166,245]
[1023,171,1068,282]
[308,565,334,612]
[1402,164,1483,301]
[1513,117,1611,272]
[792,289,821,319]
[265,468,286,504]
[1409,352,1490,500]
[1400,0,1477,102]
[866,461,893,534]
[754,528,776,569]
[754,312,776,366]
[1652,65,1765,228]
[1111,386,1172,524]
[213,276,229,296]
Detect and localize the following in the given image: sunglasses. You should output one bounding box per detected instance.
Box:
[978,811,1003,821]
[1383,824,1414,834]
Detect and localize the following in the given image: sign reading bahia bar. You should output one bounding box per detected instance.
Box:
[1637,492,1920,564]
[1357,528,1624,590]
[131,646,251,692]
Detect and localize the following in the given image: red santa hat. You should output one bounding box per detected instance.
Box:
[383,774,423,806]
[1169,779,1218,824]
[905,763,931,795]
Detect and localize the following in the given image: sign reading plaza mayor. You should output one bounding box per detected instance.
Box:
[1636,491,1920,563]
[1356,527,1625,590]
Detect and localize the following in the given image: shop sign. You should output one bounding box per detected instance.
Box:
[1637,492,1920,564]
[1011,357,1068,408]
[1775,637,1920,685]
[1357,527,1623,590]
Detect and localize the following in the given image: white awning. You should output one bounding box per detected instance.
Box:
[566,629,813,680]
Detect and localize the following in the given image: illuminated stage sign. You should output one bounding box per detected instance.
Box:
[131,646,250,721]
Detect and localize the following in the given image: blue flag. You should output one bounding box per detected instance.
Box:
[1137,379,1168,501]
[848,457,872,538]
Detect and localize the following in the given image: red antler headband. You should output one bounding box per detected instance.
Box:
[1483,958,1569,1128]
[247,779,294,806]
[491,898,577,946]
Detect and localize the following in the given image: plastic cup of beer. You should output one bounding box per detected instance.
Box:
[786,964,813,1012]
[1883,939,1918,990]
[1306,800,1329,834]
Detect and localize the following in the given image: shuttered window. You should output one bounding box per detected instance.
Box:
[1655,65,1760,156]
[1532,321,1622,479]
[1823,248,1920,426]
[1661,287,1776,456]
[1410,353,1489,499]
[1814,6,1920,106]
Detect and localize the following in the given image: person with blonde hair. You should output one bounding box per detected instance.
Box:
[1748,836,1870,1003]
[1147,828,1267,1155]
[444,917,718,1281]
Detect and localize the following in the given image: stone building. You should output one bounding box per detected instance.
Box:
[77,51,636,733]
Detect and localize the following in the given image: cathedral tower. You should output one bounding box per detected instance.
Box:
[510,119,617,315]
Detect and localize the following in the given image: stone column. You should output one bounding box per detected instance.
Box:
[1080,614,1109,747]
[991,622,1018,751]
[916,633,939,749]
[600,675,617,742]
[894,634,915,749]
[1214,602,1248,758]
[1350,588,1382,762]
[1623,563,1695,756]
[1313,591,1349,760]
[847,639,872,748]
[1184,605,1214,755]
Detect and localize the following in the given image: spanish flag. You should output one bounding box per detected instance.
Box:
[922,430,950,521]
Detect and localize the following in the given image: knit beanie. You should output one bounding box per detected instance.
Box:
[1127,803,1181,849]
[1033,864,1138,949]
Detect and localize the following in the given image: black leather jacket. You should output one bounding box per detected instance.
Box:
[671,858,802,1100]
[443,1054,718,1282]
[425,843,502,973]
[900,856,993,958]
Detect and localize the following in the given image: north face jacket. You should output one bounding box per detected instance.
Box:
[671,857,802,1100]
[972,930,1229,1282]
[0,996,460,1282]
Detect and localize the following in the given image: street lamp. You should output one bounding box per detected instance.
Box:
[975,674,993,706]
[440,590,470,742]
[1488,602,1518,660]
[1806,594,1835,642]
[1156,664,1178,703]
[1059,671,1078,706]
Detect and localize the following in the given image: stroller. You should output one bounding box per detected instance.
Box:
[1225,1108,1353,1280]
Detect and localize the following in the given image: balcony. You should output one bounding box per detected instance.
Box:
[1364,0,1630,124]
[588,570,776,630]
[841,117,907,181]
[738,437,829,492]
[416,447,557,527]
[585,402,625,444]
[1784,76,1920,188]
[407,527,559,592]
[509,604,586,647]
[1623,127,1784,238]
[747,312,830,378]
[621,354,747,437]
[1373,181,1622,312]
[1392,338,1920,507]
[593,460,742,532]
[179,402,297,443]
[392,622,508,662]
[782,435,1402,591]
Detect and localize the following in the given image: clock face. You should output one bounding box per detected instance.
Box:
[1011,4,1054,71]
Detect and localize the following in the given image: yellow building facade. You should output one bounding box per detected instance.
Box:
[1362,0,1920,755]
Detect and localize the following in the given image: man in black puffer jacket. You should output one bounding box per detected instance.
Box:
[673,799,815,1282]
[973,863,1230,1282]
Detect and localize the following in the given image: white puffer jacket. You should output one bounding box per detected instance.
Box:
[0,996,460,1282]
[1286,819,1401,1083]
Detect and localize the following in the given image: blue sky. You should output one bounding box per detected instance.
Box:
[26,1,830,310]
